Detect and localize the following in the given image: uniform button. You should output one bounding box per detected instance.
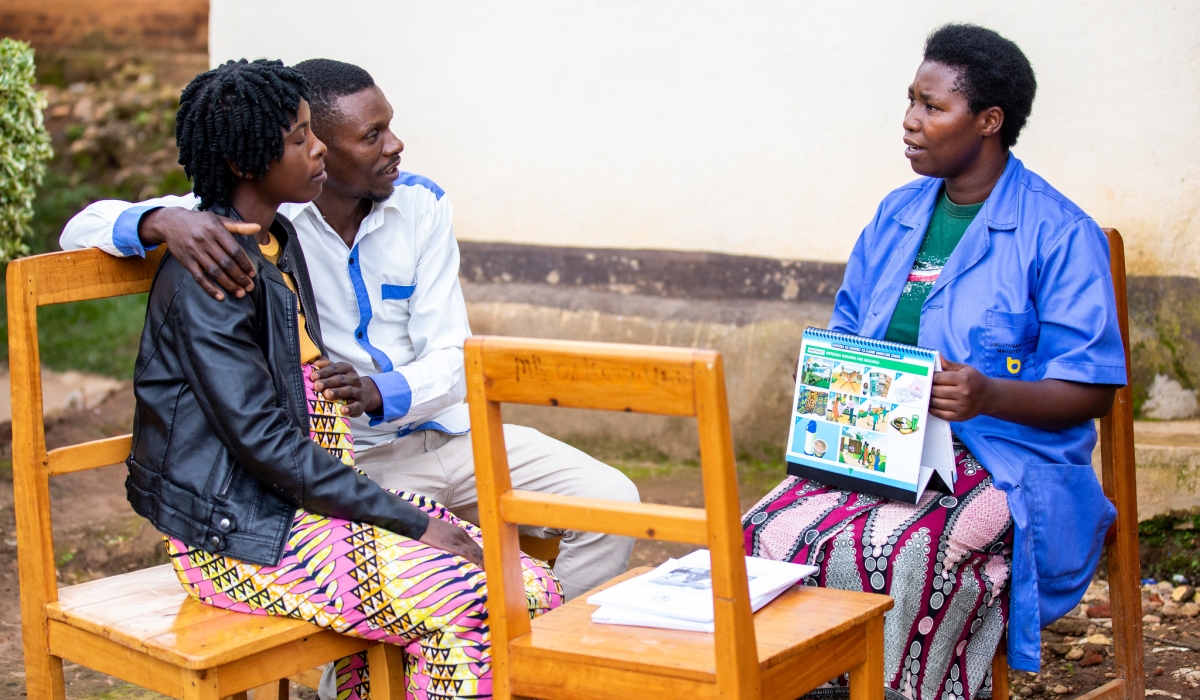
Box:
[348,257,355,265]
[219,517,231,531]
[356,331,364,339]
[210,536,221,548]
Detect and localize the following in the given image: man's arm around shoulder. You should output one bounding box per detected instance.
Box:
[61,194,261,301]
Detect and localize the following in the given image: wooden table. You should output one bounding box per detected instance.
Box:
[510,567,894,700]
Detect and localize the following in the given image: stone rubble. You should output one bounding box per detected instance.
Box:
[40,53,185,201]
[1170,666,1200,685]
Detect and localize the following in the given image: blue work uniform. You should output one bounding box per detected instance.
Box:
[829,154,1126,672]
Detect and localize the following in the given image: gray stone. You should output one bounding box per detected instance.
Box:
[1143,374,1199,420]
[1046,618,1091,636]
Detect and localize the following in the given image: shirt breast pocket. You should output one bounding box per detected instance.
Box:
[376,280,416,327]
[984,307,1038,379]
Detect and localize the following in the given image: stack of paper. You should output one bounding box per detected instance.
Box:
[588,549,818,633]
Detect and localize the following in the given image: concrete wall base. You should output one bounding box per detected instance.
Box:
[465,282,830,462]
[1097,421,1200,521]
[465,279,1200,522]
[1124,445,1200,521]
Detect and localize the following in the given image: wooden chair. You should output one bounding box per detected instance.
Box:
[465,336,894,700]
[9,247,405,700]
[989,228,1145,700]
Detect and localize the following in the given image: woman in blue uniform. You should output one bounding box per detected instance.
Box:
[743,24,1125,700]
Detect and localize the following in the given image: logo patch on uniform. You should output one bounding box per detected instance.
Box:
[1006,357,1022,374]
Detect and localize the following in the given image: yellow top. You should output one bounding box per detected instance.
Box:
[259,234,323,364]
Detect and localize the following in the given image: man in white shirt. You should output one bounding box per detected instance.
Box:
[61,59,638,602]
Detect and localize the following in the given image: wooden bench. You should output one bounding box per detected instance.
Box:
[9,247,405,700]
[990,228,1145,700]
[465,336,894,700]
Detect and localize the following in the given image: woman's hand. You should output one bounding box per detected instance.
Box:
[311,358,381,416]
[930,359,994,422]
[931,359,1117,429]
[418,518,485,569]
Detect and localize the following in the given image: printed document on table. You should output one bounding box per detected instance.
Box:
[592,604,718,633]
[587,550,816,625]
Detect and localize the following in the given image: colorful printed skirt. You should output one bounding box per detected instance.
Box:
[165,364,563,699]
[743,441,1014,700]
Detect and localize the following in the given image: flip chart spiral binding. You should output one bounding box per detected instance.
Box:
[802,327,937,360]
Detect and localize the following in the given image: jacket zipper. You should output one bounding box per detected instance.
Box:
[281,247,324,355]
[217,460,235,499]
[277,249,312,435]
[212,445,235,499]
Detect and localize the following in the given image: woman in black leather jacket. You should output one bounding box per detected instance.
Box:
[131,59,561,700]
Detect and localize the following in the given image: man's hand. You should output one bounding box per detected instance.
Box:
[930,359,994,422]
[418,518,484,569]
[140,208,259,301]
[311,358,381,416]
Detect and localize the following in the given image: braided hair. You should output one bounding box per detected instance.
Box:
[175,59,310,210]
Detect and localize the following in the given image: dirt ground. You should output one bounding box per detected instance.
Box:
[1,386,1198,699]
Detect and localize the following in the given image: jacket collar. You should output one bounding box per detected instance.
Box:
[205,204,327,356]
[208,204,299,259]
[889,154,1024,304]
[893,152,1023,232]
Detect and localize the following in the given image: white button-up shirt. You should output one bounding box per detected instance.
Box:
[60,173,472,450]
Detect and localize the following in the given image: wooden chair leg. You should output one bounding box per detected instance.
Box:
[367,644,406,700]
[22,646,66,700]
[848,616,884,700]
[991,645,1009,700]
[182,669,221,700]
[251,679,288,699]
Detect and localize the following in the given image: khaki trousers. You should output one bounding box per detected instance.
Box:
[355,425,638,601]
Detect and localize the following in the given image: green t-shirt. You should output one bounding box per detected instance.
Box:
[883,189,983,346]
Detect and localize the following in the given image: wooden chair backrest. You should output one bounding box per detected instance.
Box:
[464,337,760,698]
[993,229,1144,700]
[7,246,166,673]
[1096,228,1145,699]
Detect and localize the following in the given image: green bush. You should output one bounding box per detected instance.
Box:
[0,39,54,262]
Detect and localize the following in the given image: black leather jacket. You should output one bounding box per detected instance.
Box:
[126,209,429,566]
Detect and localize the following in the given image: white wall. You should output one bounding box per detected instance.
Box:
[211,1,1200,277]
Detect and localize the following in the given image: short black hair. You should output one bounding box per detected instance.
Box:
[175,59,309,210]
[292,59,376,134]
[924,24,1037,149]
